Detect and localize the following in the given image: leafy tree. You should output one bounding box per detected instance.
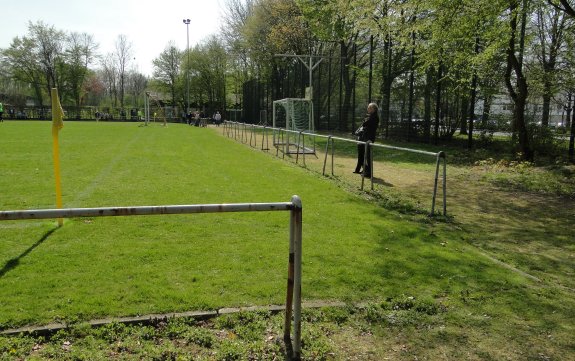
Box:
[298,0,371,131]
[152,41,181,107]
[188,36,227,113]
[547,0,575,161]
[547,0,575,15]
[221,0,257,111]
[1,36,45,106]
[530,2,568,127]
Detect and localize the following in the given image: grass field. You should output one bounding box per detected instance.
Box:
[1,121,574,360]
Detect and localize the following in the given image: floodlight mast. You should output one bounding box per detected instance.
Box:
[183,19,191,114]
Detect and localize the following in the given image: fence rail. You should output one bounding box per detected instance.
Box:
[0,196,304,360]
[223,121,446,216]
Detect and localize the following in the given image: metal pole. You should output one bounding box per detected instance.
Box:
[441,151,447,216]
[0,202,296,221]
[302,131,306,167]
[0,196,303,358]
[284,201,295,344]
[331,138,335,176]
[370,143,374,191]
[322,136,331,175]
[361,140,369,191]
[291,195,303,360]
[431,152,441,216]
[183,19,191,115]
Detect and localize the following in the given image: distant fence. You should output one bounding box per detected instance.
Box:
[0,196,304,360]
[2,106,186,123]
[223,121,447,216]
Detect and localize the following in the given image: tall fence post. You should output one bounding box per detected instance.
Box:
[431,151,447,216]
[291,195,303,360]
[322,136,332,176]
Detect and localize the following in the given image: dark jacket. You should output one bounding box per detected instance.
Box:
[360,111,379,142]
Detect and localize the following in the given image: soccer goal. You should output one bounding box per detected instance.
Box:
[144,91,168,126]
[272,98,315,155]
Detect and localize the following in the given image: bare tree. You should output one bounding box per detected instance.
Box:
[101,53,118,106]
[28,21,65,99]
[65,32,98,116]
[115,34,132,108]
[127,70,148,108]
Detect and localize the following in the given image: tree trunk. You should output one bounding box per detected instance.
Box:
[424,68,432,142]
[542,91,551,127]
[468,73,478,149]
[434,64,442,145]
[482,95,492,128]
[407,32,415,142]
[381,35,393,138]
[505,0,533,161]
[569,103,575,162]
[460,95,468,136]
[566,93,572,129]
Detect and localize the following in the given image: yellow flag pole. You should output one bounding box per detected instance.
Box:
[51,88,64,227]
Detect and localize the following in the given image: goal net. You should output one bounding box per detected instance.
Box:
[272,98,315,155]
[272,98,314,132]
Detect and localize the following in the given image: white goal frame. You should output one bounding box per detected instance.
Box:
[272,98,315,155]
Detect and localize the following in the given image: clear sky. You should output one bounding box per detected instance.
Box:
[0,0,224,76]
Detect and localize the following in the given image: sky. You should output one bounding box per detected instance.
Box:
[0,0,224,76]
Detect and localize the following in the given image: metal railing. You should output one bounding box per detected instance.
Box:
[223,121,447,216]
[0,196,304,360]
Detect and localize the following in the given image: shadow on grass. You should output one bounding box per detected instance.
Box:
[0,227,58,278]
[370,176,394,187]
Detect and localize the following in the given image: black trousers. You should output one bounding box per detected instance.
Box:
[355,142,372,176]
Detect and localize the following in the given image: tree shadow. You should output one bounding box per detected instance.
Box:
[0,227,58,278]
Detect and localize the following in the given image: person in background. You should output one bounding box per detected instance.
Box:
[354,103,379,178]
[0,102,4,122]
[214,111,221,126]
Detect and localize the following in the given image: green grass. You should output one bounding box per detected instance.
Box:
[1,121,574,360]
[0,122,450,326]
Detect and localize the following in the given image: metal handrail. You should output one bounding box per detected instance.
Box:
[0,196,304,360]
[223,121,447,216]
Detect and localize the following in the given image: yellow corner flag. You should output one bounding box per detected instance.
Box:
[51,88,64,226]
[51,88,64,136]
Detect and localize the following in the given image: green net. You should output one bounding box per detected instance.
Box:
[273,98,314,132]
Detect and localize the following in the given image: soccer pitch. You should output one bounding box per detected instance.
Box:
[0,121,490,329]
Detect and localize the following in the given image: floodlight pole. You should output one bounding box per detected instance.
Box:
[183,19,191,114]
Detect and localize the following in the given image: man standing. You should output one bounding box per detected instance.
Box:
[214,111,221,126]
[0,102,4,122]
